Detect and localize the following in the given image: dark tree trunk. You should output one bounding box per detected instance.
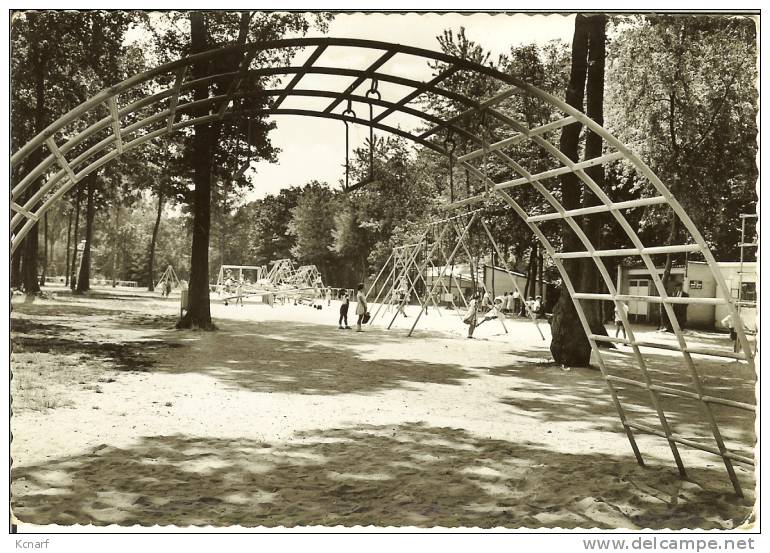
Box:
[22,224,41,295]
[64,208,72,287]
[47,213,57,282]
[112,205,120,287]
[22,39,48,296]
[76,175,96,293]
[177,11,216,329]
[40,212,48,286]
[11,248,22,289]
[659,215,680,330]
[578,14,610,338]
[550,14,591,366]
[147,191,164,291]
[524,244,537,300]
[177,11,250,329]
[70,185,82,291]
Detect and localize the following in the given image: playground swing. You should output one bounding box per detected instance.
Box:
[155,265,180,296]
[424,211,508,335]
[428,222,466,317]
[405,209,546,340]
[365,240,422,324]
[365,234,447,326]
[381,213,476,331]
[365,137,466,325]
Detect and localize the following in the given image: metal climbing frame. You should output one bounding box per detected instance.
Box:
[266,259,296,286]
[216,264,267,288]
[9,37,755,496]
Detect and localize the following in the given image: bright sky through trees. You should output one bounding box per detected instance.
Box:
[246,13,575,200]
[122,12,575,200]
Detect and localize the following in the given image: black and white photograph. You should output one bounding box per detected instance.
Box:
[6,4,761,543]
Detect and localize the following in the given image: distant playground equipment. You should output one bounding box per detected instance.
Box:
[365,209,545,339]
[213,260,346,307]
[155,265,181,296]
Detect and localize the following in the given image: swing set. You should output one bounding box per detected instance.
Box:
[365,208,546,340]
[155,264,181,294]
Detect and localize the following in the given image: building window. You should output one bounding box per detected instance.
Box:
[689,279,703,290]
[741,282,757,303]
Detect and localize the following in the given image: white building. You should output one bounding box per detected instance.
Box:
[617,261,756,331]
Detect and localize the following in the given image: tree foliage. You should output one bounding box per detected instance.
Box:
[606,15,758,260]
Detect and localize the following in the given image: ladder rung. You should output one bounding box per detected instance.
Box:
[554,244,701,259]
[574,293,727,305]
[683,346,747,360]
[496,152,624,190]
[605,374,754,412]
[458,115,577,162]
[589,334,746,361]
[625,421,754,466]
[527,195,668,223]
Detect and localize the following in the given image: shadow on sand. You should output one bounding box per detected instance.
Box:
[11,422,754,529]
[146,319,479,395]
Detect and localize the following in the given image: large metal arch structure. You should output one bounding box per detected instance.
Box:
[10,37,755,495]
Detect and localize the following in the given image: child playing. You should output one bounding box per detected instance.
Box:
[614,301,628,338]
[338,292,351,329]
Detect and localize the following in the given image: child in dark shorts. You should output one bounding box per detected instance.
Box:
[338,292,351,329]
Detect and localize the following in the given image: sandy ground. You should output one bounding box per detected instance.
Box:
[10,286,756,529]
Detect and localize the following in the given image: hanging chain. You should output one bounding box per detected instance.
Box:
[365,78,381,180]
[342,98,356,190]
[479,110,490,191]
[444,130,457,203]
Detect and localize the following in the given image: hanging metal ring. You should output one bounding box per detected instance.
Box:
[342,97,356,119]
[367,78,380,97]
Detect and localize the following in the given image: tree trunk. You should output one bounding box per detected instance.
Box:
[177,11,215,330]
[40,212,48,286]
[47,212,57,281]
[147,191,164,291]
[659,214,680,330]
[76,175,96,293]
[22,39,49,296]
[11,248,22,289]
[550,14,591,366]
[22,223,41,295]
[578,14,610,339]
[112,205,120,286]
[524,244,537,300]
[64,208,72,286]
[70,185,82,291]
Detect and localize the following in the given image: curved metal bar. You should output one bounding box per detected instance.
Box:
[10,107,451,248]
[12,36,529,168]
[11,64,487,205]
